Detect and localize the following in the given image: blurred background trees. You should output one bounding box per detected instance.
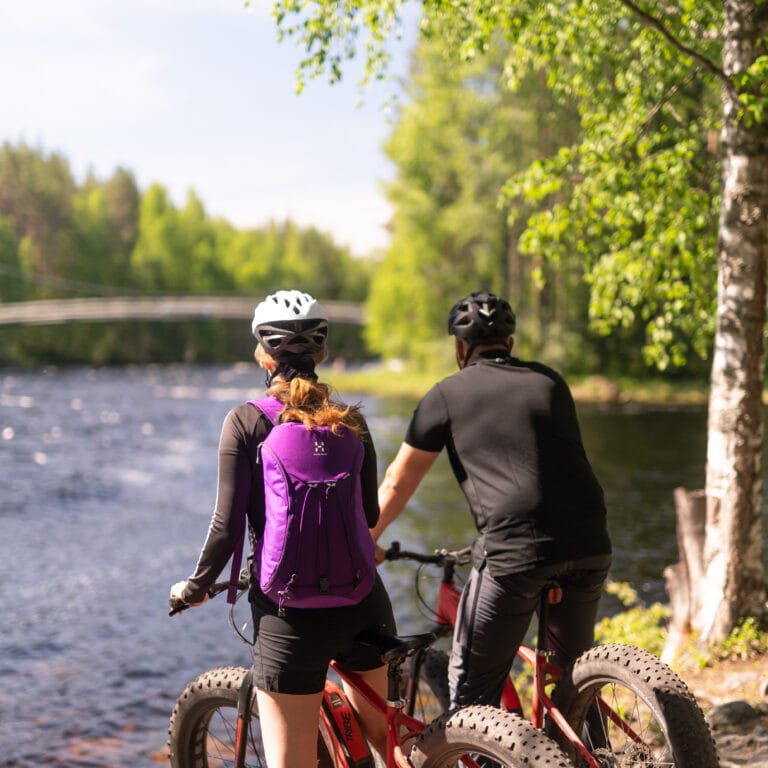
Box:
[0,5,735,384]
[0,141,370,365]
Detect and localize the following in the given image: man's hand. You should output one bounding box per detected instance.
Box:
[374,544,387,565]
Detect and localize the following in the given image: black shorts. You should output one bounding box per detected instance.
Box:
[249,574,396,694]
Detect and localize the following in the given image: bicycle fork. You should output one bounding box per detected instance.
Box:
[234,668,255,768]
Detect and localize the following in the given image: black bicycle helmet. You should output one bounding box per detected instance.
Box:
[448,291,516,342]
[251,290,328,357]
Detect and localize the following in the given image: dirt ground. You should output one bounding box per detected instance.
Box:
[676,654,768,710]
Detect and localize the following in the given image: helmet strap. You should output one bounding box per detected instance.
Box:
[456,339,478,369]
[274,356,318,383]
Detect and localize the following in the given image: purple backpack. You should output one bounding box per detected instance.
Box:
[240,396,376,615]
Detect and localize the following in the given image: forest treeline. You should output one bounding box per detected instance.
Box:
[0,142,371,366]
[0,25,720,377]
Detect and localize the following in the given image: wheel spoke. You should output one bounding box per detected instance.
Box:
[168,667,270,768]
[550,645,718,768]
[590,682,674,767]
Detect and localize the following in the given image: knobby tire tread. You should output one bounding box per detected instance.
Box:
[167,665,262,768]
[410,705,571,767]
[550,643,719,768]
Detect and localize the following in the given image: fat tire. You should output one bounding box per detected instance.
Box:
[407,648,452,722]
[549,643,719,768]
[167,666,267,768]
[410,705,571,767]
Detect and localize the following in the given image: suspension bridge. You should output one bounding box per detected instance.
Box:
[0,297,366,326]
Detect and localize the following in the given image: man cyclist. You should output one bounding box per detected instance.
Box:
[371,290,612,710]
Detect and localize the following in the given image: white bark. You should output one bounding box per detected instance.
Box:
[699,0,768,645]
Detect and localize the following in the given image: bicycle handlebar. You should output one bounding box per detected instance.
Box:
[383,541,472,567]
[168,543,470,616]
[168,578,248,616]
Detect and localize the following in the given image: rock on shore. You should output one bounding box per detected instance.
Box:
[708,700,768,767]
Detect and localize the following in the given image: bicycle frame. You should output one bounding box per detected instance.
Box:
[228,651,489,768]
[178,577,487,768]
[421,553,622,768]
[326,661,425,768]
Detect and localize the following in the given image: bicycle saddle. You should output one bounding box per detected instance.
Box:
[355,630,437,663]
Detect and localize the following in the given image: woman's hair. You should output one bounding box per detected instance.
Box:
[256,345,364,437]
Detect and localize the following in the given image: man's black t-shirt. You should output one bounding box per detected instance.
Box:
[405,352,611,577]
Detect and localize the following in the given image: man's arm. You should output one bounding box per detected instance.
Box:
[371,442,440,545]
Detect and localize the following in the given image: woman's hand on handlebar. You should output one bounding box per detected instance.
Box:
[169,580,209,615]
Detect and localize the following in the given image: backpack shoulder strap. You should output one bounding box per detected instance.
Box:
[248,395,284,425]
[227,396,284,604]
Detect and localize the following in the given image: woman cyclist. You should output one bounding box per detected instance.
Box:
[169,290,395,768]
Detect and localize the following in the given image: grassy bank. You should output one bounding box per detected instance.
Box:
[569,375,710,405]
[324,362,711,405]
[322,362,453,400]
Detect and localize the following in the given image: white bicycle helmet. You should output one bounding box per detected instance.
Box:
[251,290,328,357]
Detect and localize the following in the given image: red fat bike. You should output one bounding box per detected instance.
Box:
[386,542,720,768]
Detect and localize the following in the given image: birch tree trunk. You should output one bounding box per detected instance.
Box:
[698,0,768,645]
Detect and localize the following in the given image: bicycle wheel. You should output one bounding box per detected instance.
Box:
[410,705,571,768]
[406,648,451,723]
[168,666,267,768]
[549,643,719,768]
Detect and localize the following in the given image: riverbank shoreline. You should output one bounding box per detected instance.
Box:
[325,363,711,405]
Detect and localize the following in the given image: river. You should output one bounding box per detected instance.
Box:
[0,363,758,766]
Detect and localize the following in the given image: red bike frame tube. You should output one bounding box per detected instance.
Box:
[329,661,425,768]
[321,680,376,766]
[328,665,484,768]
[436,581,460,627]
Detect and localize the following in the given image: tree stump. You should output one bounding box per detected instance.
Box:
[662,487,707,663]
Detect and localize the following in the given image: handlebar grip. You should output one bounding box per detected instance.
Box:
[168,578,249,615]
[382,541,473,566]
[383,542,443,564]
[168,598,190,616]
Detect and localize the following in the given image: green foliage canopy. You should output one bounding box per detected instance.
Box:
[365,28,588,367]
[270,0,738,371]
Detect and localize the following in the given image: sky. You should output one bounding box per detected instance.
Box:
[0,0,417,256]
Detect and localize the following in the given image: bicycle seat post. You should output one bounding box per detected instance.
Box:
[536,582,562,653]
[536,587,550,654]
[386,657,406,709]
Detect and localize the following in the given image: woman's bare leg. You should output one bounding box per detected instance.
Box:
[256,688,324,768]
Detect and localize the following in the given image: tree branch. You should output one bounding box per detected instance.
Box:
[616,0,738,99]
[641,70,698,134]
